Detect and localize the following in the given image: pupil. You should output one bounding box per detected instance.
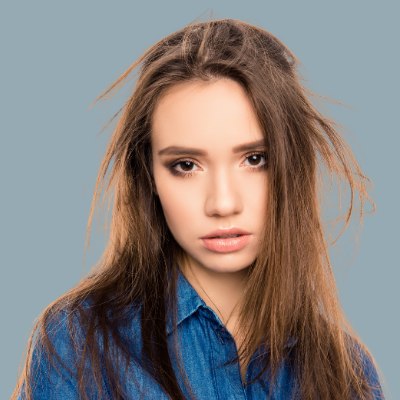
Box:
[249,155,260,165]
[181,161,193,171]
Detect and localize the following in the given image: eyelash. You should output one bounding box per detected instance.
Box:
[168,152,268,178]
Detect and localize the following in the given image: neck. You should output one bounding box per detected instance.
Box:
[179,258,249,332]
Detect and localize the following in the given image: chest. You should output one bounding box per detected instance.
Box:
[163,308,296,399]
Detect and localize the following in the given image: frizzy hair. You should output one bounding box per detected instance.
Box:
[12,17,384,400]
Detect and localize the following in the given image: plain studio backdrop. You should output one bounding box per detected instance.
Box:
[1,1,398,399]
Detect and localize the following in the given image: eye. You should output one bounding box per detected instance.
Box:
[169,159,199,177]
[243,152,267,169]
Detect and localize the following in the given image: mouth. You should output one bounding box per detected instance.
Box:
[201,234,251,253]
[201,228,251,239]
[208,234,243,238]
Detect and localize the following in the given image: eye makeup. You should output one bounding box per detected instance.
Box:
[166,151,268,178]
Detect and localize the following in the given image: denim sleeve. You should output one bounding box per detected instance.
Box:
[360,347,385,400]
[17,311,82,400]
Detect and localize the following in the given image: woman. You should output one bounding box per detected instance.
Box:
[13,18,385,399]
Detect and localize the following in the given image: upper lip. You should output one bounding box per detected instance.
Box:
[201,228,251,239]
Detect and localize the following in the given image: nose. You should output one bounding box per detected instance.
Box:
[204,168,243,217]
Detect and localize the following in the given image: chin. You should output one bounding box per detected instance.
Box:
[194,253,255,274]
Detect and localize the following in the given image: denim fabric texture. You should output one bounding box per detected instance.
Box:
[18,270,384,399]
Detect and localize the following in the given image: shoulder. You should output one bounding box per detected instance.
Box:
[35,299,91,359]
[345,333,385,399]
[38,298,144,359]
[19,299,144,399]
[17,302,87,399]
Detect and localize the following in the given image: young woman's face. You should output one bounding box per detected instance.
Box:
[151,78,268,275]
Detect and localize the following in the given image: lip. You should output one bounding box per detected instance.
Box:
[201,235,251,253]
[200,228,251,239]
[200,228,252,253]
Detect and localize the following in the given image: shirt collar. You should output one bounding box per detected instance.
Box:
[166,268,206,336]
[165,268,298,350]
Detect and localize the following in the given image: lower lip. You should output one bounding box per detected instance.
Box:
[201,234,251,253]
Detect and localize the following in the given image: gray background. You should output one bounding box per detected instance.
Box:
[1,1,398,398]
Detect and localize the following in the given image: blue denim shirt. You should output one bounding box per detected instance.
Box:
[19,270,384,399]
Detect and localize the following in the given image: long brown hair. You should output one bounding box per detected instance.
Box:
[13,18,384,399]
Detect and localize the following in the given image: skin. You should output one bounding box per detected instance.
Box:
[151,78,268,355]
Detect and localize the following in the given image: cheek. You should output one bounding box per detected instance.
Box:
[242,174,268,203]
[245,178,269,226]
[156,177,199,232]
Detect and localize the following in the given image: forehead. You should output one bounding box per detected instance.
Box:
[151,78,264,151]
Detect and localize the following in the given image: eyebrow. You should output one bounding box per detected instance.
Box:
[157,139,266,157]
